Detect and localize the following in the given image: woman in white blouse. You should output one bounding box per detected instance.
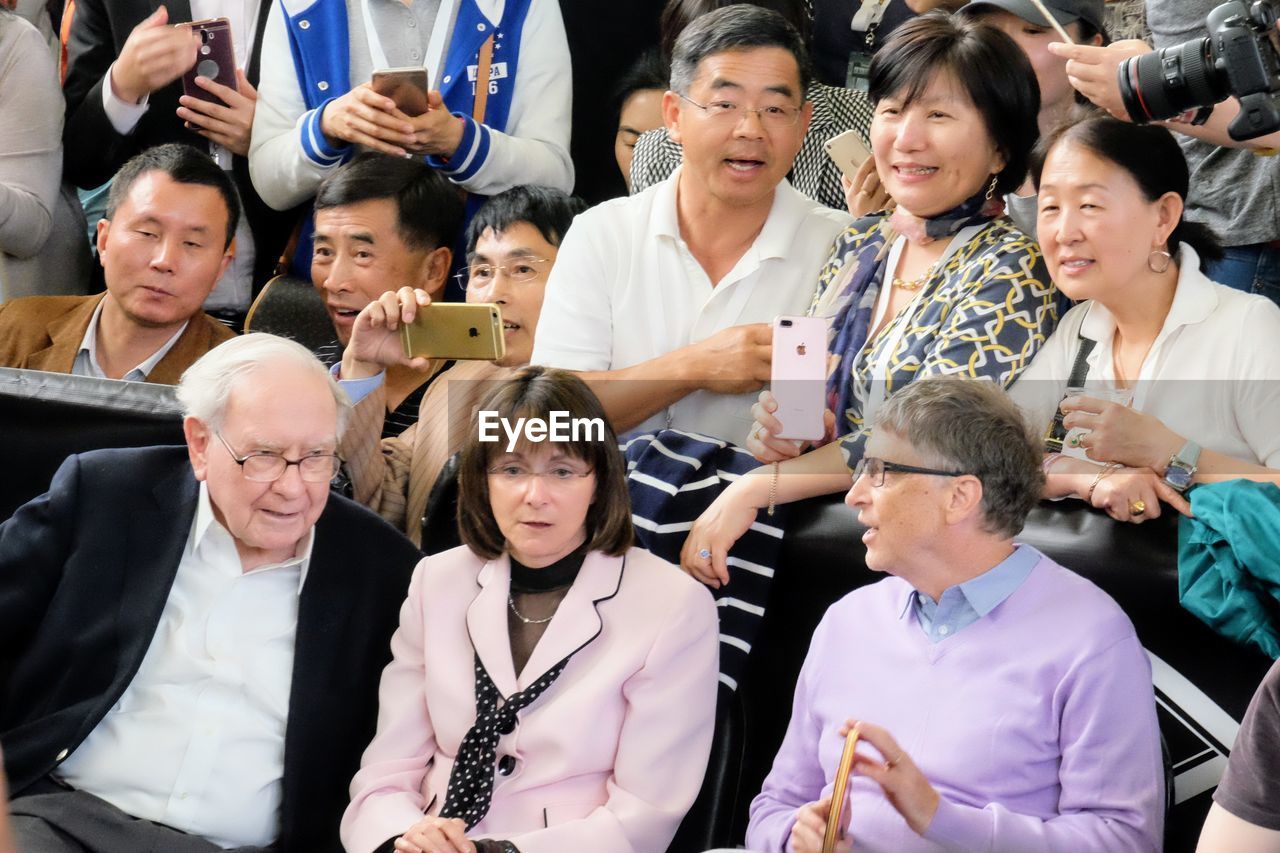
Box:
[1013,113,1280,523]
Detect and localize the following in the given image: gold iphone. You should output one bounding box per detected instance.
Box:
[399,303,505,361]
[823,726,860,852]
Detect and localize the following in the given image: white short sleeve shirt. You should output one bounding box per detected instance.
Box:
[1010,244,1280,469]
[531,171,851,443]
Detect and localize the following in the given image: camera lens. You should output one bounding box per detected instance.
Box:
[1121,38,1226,121]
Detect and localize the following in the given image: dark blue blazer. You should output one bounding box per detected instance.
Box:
[0,445,420,852]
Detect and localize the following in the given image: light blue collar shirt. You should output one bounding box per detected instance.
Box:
[902,544,1039,643]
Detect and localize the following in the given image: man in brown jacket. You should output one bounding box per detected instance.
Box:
[0,144,237,383]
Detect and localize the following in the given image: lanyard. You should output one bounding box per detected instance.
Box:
[360,0,458,88]
[850,0,891,37]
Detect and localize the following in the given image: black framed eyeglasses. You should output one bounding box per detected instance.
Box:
[852,456,968,488]
[215,432,342,483]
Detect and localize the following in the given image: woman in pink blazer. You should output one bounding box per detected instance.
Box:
[341,367,720,853]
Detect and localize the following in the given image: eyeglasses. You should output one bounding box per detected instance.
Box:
[487,462,594,486]
[678,94,804,129]
[457,257,552,291]
[852,456,967,488]
[216,432,342,483]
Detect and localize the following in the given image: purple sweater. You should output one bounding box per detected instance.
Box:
[747,550,1164,852]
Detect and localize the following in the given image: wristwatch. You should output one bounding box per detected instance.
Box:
[1164,440,1201,492]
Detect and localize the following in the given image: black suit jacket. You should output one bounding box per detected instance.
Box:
[0,446,421,852]
[62,0,298,288]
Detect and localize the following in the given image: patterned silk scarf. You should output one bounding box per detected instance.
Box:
[439,653,568,829]
[816,188,1004,425]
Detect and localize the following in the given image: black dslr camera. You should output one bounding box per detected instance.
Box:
[1118,0,1280,141]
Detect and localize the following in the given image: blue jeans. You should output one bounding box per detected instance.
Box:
[1202,243,1280,307]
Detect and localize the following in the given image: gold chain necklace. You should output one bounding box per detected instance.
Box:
[891,259,941,291]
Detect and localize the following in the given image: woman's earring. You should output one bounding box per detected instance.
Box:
[984,174,998,202]
[1147,248,1173,273]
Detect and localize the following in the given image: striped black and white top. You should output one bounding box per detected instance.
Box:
[622,429,788,692]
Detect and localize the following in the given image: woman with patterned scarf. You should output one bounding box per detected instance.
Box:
[680,12,1060,585]
[341,367,719,853]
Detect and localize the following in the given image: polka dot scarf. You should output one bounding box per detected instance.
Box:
[439,653,568,829]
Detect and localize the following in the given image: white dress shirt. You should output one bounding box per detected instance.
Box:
[57,482,313,849]
[99,0,260,311]
[531,170,851,443]
[1010,244,1280,469]
[72,296,188,381]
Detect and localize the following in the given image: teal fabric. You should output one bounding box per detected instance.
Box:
[1178,480,1280,659]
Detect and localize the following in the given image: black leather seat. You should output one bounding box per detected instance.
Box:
[243,274,335,352]
[0,368,184,520]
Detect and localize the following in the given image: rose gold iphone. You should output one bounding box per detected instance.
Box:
[771,316,827,441]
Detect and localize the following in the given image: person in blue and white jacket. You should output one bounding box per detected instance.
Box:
[249,0,573,222]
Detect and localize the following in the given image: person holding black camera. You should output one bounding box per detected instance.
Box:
[1049,0,1280,306]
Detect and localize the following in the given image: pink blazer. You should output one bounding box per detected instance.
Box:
[340,545,720,853]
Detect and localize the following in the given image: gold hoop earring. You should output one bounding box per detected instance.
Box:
[1148,248,1173,274]
[984,175,997,202]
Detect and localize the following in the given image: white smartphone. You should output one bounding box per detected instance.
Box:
[822,129,873,182]
[770,316,828,441]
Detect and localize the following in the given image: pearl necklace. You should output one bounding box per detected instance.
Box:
[508,594,554,625]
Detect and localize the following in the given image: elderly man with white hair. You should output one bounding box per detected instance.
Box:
[0,334,420,853]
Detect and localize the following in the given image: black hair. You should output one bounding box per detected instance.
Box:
[659,0,810,62]
[1030,113,1222,262]
[612,48,670,124]
[106,144,241,249]
[669,4,812,95]
[313,153,465,253]
[869,11,1040,196]
[464,186,589,256]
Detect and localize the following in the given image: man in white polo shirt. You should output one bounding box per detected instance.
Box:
[530,4,851,444]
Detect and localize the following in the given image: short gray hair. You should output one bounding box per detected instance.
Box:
[874,378,1043,538]
[669,4,812,95]
[176,333,352,438]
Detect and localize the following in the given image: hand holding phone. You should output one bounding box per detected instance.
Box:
[823,129,873,182]
[823,725,861,852]
[181,18,237,104]
[770,316,828,441]
[372,67,431,117]
[400,303,506,361]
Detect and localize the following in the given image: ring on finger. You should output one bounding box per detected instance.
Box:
[1129,499,1146,516]
[698,548,711,560]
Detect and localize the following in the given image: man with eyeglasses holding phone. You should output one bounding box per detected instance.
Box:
[334,184,586,546]
[747,378,1164,853]
[0,334,419,852]
[530,4,851,446]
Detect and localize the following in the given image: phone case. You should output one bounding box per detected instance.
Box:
[371,67,431,117]
[771,316,827,441]
[822,129,873,181]
[399,303,506,361]
[182,18,237,104]
[822,727,860,852]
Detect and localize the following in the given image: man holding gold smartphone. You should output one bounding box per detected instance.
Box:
[309,154,463,438]
[748,380,1164,852]
[334,185,586,546]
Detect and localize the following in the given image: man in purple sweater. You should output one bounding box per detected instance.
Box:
[748,379,1165,853]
